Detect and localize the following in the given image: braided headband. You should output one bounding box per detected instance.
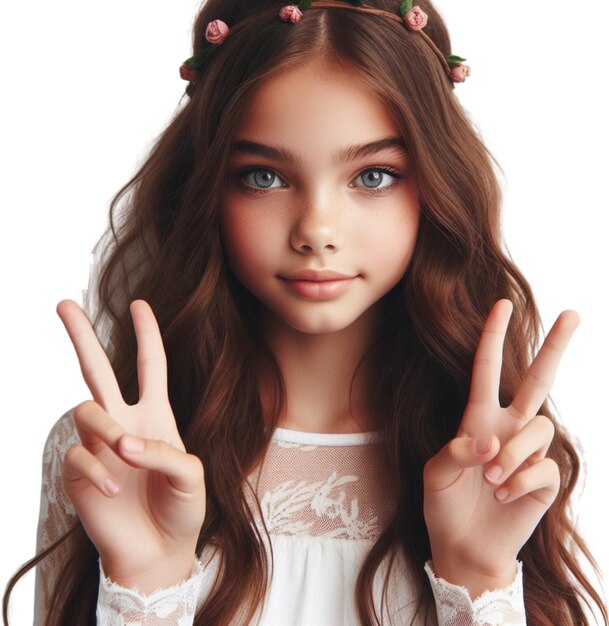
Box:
[179,0,470,86]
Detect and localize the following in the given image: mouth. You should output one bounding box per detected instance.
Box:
[279,276,359,300]
[281,269,356,282]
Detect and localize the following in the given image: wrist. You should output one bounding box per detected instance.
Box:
[429,558,519,601]
[100,552,198,595]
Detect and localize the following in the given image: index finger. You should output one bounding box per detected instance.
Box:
[56,300,125,412]
[467,299,513,407]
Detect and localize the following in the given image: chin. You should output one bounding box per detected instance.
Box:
[289,320,354,335]
[270,307,370,335]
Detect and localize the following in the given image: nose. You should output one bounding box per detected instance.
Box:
[289,195,344,255]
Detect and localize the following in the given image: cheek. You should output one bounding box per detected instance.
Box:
[357,206,420,277]
[220,205,278,277]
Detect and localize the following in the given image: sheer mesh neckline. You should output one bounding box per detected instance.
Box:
[271,426,382,446]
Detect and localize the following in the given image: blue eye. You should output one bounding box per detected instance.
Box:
[235,166,403,196]
[240,168,283,191]
[354,168,403,194]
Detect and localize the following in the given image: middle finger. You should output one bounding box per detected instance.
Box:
[131,300,169,403]
[509,310,580,421]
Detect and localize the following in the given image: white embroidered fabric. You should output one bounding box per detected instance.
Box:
[35,409,527,625]
[98,558,206,625]
[424,562,525,626]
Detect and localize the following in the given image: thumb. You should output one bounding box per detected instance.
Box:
[117,434,205,495]
[424,435,500,491]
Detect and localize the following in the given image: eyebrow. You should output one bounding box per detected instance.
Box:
[230,137,409,167]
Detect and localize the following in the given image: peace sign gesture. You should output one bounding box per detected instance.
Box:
[56,299,206,594]
[423,299,580,598]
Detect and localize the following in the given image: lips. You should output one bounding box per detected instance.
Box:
[279,271,359,300]
[281,269,356,281]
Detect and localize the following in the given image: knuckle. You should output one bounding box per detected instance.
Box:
[156,439,172,463]
[509,404,528,421]
[138,355,166,369]
[74,400,99,423]
[423,456,435,481]
[445,437,462,459]
[105,423,124,444]
[473,356,496,369]
[537,415,556,440]
[544,457,560,480]
[526,369,547,388]
[186,453,205,478]
[63,446,92,481]
[80,359,105,381]
[497,445,520,470]
[64,444,82,467]
[508,470,528,494]
[150,438,169,461]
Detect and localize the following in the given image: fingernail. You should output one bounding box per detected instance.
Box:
[485,464,503,482]
[475,437,492,455]
[495,487,509,501]
[103,478,119,496]
[121,435,144,454]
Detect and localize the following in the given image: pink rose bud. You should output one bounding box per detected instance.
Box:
[205,19,230,44]
[450,63,471,83]
[279,5,303,23]
[179,64,197,82]
[404,6,428,31]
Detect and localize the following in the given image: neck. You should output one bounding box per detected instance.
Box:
[259,302,382,434]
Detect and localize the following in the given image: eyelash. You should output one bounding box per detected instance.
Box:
[234,165,404,196]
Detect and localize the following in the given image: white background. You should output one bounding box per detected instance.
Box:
[1,1,607,623]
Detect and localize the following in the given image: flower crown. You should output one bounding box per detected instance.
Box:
[179,0,470,87]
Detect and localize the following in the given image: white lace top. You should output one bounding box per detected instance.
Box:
[34,409,527,625]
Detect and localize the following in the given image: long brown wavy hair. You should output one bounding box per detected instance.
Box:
[4,0,608,624]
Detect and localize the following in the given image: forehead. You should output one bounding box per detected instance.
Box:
[233,62,402,159]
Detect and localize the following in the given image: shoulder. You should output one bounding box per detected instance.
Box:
[41,405,82,480]
[42,406,81,467]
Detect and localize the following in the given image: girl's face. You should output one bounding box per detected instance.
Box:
[220,61,420,335]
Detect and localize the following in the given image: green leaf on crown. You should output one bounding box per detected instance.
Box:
[399,0,413,17]
[185,52,206,70]
[445,54,467,68]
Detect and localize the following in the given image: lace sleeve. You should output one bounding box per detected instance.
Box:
[96,556,209,625]
[424,560,526,626]
[33,408,81,625]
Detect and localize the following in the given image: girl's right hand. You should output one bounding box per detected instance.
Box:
[56,299,206,594]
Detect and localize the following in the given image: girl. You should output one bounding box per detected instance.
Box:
[3,0,607,624]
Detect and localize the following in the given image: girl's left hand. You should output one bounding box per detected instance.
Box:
[423,299,580,595]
